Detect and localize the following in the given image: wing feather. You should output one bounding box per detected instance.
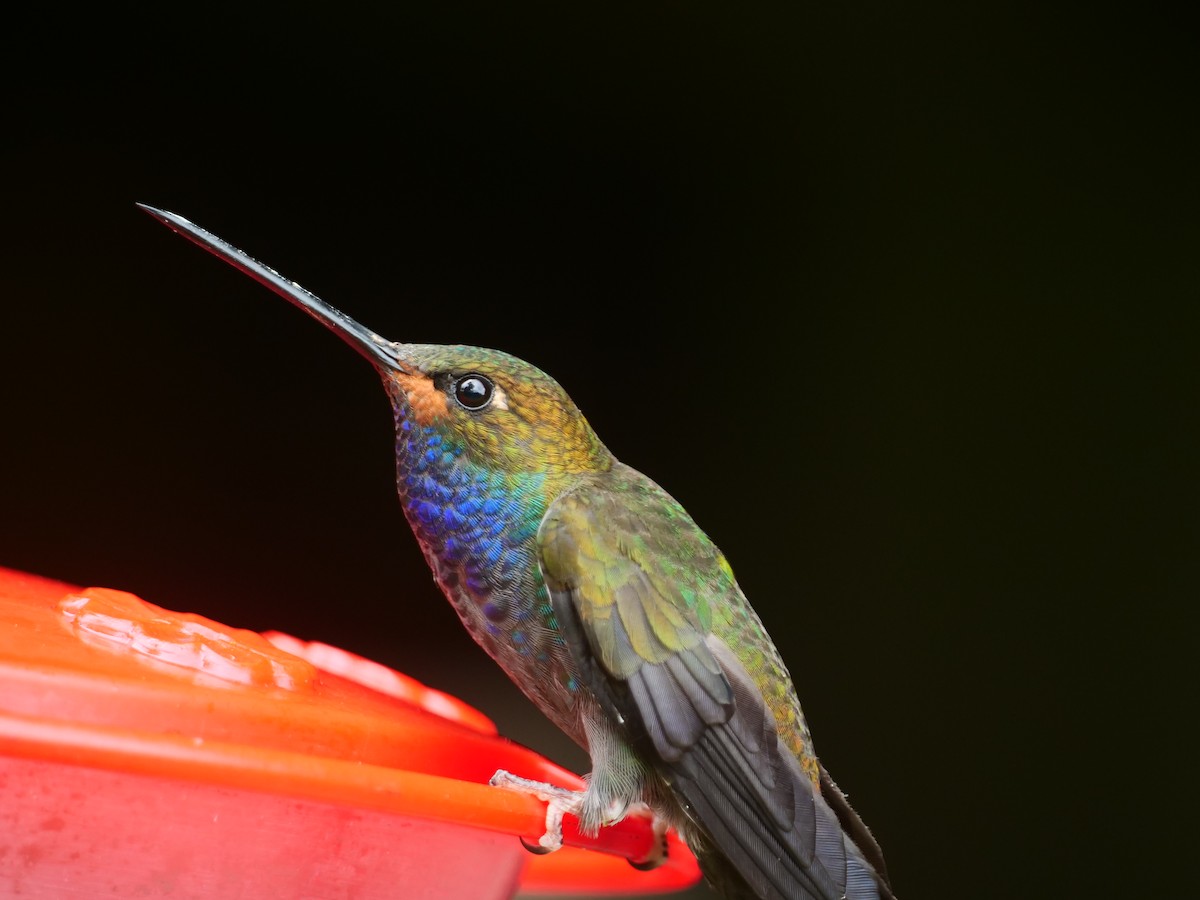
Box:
[539,479,889,900]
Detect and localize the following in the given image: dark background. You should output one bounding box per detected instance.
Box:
[3,5,1194,899]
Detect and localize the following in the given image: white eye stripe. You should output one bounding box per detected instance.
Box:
[492,385,509,411]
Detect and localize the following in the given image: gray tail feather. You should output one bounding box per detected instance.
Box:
[820,765,894,898]
[690,795,891,900]
[673,728,891,900]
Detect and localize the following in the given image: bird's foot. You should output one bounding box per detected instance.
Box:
[490,769,584,854]
[624,801,669,871]
[490,771,669,870]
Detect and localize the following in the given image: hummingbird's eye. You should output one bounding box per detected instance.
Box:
[452,374,494,410]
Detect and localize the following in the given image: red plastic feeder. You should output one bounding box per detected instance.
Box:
[0,566,700,898]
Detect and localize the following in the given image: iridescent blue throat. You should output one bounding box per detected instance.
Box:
[393,417,550,624]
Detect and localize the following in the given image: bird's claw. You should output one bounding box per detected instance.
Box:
[628,854,665,871]
[518,836,556,856]
[490,769,580,855]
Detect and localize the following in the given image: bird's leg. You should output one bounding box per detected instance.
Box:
[489,769,586,853]
[491,708,665,857]
[489,770,669,870]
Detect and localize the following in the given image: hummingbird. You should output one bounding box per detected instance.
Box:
[138,204,893,900]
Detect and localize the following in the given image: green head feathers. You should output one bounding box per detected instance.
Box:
[385,344,613,478]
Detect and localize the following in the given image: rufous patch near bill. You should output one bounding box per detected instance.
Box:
[394,372,449,425]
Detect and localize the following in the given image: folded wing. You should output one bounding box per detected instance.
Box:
[538,480,888,900]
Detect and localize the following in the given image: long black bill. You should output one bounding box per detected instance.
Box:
[137,204,405,372]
